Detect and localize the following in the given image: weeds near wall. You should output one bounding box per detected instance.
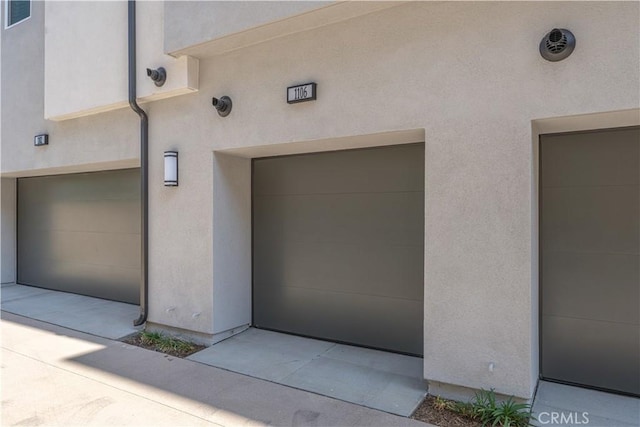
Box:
[123,331,205,358]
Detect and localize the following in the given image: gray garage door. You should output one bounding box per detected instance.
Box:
[253,144,424,355]
[540,127,639,396]
[18,169,140,304]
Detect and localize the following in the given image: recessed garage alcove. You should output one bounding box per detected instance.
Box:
[211,129,426,347]
[207,129,427,414]
[533,109,640,398]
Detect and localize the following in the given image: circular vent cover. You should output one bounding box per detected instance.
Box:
[540,28,575,62]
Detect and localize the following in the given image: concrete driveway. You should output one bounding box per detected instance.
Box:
[1,311,430,427]
[532,381,639,427]
[5,283,636,427]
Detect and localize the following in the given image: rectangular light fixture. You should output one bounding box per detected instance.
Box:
[164,151,178,186]
[34,134,48,146]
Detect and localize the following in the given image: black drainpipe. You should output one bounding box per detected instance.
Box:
[128,0,149,326]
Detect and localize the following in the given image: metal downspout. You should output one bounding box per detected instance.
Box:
[128,0,149,326]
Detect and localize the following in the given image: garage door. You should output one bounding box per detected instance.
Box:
[253,144,424,355]
[17,169,140,304]
[540,127,639,396]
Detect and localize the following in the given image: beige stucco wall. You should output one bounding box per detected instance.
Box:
[2,0,639,400]
[1,1,141,176]
[147,1,638,398]
[44,1,197,121]
[1,0,46,174]
[211,153,252,338]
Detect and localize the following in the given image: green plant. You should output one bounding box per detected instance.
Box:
[451,400,477,419]
[471,389,534,427]
[472,388,498,424]
[489,397,535,427]
[140,331,196,354]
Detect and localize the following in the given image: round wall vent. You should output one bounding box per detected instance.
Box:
[539,28,575,62]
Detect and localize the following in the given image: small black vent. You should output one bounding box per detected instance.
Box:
[540,28,575,62]
[549,29,563,43]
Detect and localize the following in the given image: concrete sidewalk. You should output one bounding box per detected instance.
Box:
[532,381,639,427]
[1,283,140,339]
[1,311,430,427]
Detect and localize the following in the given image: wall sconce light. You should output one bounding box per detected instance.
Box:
[147,67,167,87]
[212,96,232,117]
[164,151,178,186]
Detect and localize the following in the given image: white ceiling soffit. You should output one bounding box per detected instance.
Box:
[169,1,407,59]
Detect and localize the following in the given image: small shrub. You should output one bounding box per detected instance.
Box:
[489,397,535,427]
[472,388,498,424]
[471,389,534,427]
[451,400,478,420]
